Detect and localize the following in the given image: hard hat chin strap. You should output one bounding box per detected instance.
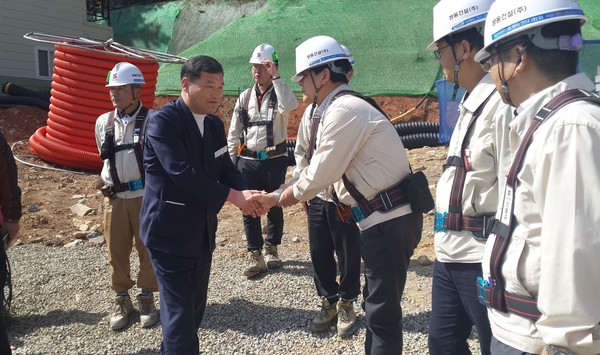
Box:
[309,71,322,108]
[449,44,463,101]
[498,44,527,108]
[452,60,461,101]
[120,87,141,115]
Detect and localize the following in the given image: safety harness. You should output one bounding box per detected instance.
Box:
[479,89,600,321]
[237,85,286,160]
[99,106,149,194]
[321,90,426,223]
[434,91,496,240]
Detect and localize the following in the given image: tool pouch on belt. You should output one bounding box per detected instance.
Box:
[100,185,117,199]
[334,202,354,224]
[402,171,434,213]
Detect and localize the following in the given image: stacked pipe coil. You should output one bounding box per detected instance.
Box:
[28,44,159,171]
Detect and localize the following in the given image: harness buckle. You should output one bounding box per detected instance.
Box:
[256,151,269,160]
[127,179,144,192]
[476,276,489,306]
[351,206,365,222]
[434,211,448,233]
[379,191,393,210]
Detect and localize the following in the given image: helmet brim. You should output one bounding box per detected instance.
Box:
[426,41,438,51]
[474,48,491,63]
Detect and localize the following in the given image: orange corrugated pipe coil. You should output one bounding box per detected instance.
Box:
[28,44,159,171]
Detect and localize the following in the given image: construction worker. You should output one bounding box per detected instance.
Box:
[473,0,600,354]
[292,44,361,338]
[95,62,159,331]
[256,35,424,354]
[227,43,298,278]
[426,1,513,354]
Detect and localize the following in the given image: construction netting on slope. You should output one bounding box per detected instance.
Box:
[149,0,600,97]
[156,0,442,97]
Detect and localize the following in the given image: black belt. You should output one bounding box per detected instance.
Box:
[481,285,541,321]
[240,141,287,160]
[434,213,495,240]
[339,181,409,223]
[113,178,144,193]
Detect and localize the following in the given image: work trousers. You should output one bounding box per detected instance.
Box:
[429,261,492,355]
[490,337,536,355]
[104,196,158,293]
[237,156,287,251]
[308,197,361,301]
[149,246,213,355]
[361,212,423,355]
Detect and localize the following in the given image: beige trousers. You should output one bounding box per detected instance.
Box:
[104,196,158,293]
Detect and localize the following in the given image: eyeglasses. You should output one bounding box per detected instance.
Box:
[480,41,528,73]
[480,55,495,73]
[434,45,450,60]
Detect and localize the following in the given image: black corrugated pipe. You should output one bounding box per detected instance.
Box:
[285,131,442,167]
[400,133,441,150]
[0,95,50,111]
[2,82,50,102]
[394,121,440,136]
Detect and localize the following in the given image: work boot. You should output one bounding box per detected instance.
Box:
[264,244,282,269]
[109,295,135,331]
[243,250,268,278]
[309,298,337,332]
[336,300,358,338]
[136,294,159,328]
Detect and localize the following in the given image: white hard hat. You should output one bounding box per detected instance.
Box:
[474,0,587,62]
[340,45,356,66]
[249,43,279,64]
[427,0,495,51]
[291,35,349,82]
[105,62,145,87]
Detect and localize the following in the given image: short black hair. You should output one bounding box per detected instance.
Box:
[311,59,352,84]
[180,55,224,81]
[498,20,581,80]
[445,27,484,52]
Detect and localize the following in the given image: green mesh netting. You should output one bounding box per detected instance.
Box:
[110,2,184,54]
[156,0,442,96]
[112,0,600,97]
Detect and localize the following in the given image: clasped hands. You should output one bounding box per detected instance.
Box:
[231,185,299,217]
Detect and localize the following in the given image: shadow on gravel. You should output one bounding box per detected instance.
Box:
[408,260,434,278]
[402,310,432,334]
[201,297,317,335]
[9,309,106,335]
[247,260,313,280]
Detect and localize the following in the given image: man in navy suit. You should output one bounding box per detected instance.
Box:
[141,55,260,354]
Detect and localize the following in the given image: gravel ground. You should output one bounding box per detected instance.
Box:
[5,234,482,354]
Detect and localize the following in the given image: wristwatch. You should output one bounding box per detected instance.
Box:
[545,345,575,355]
[272,189,282,205]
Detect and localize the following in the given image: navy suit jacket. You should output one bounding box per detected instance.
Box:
[140,97,246,258]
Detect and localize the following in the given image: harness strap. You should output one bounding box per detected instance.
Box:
[436,213,495,240]
[482,286,541,321]
[306,106,322,162]
[486,89,600,318]
[103,106,149,193]
[341,174,409,222]
[240,85,278,147]
[239,141,287,159]
[445,91,495,231]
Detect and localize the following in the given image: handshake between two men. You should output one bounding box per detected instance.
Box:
[227,183,299,217]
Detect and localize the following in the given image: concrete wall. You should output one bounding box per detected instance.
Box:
[0,0,112,92]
